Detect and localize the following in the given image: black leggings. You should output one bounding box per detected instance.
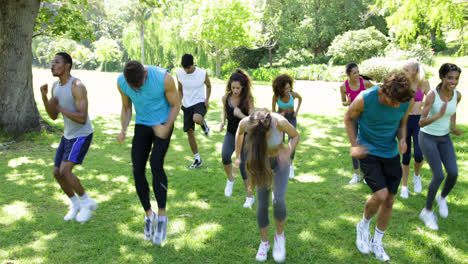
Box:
[131,124,173,211]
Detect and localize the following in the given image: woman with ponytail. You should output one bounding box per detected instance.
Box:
[220,69,255,208]
[340,62,375,184]
[418,63,462,231]
[399,59,430,199]
[234,108,299,263]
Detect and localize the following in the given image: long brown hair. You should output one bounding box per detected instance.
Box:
[245,109,273,188]
[226,69,253,113]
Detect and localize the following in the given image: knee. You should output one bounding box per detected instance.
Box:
[373,189,389,203]
[384,196,395,208]
[273,198,287,221]
[193,114,203,124]
[59,167,71,178]
[187,128,194,136]
[53,168,61,179]
[221,154,232,165]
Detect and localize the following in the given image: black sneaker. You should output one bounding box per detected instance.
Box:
[189,159,203,169]
[202,120,210,136]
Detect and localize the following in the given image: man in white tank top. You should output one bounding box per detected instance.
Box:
[176,54,212,168]
[40,52,97,223]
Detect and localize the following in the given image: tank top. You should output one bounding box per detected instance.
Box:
[53,76,93,139]
[421,88,457,136]
[277,93,294,109]
[345,78,366,102]
[225,94,248,135]
[414,86,424,102]
[118,66,170,127]
[357,86,410,158]
[177,67,207,108]
[267,118,282,148]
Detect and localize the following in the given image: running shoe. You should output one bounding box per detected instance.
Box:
[189,159,203,169]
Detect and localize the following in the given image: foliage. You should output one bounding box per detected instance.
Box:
[34,37,98,70]
[35,0,94,41]
[231,47,267,69]
[94,37,123,72]
[431,37,447,52]
[360,57,402,82]
[373,0,465,49]
[327,27,388,65]
[384,36,435,65]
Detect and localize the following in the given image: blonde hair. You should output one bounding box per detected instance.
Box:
[402,58,425,87]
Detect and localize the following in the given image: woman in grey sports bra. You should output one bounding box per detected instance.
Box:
[234,108,299,263]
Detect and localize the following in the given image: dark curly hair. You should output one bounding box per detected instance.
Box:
[381,72,414,103]
[436,63,461,90]
[225,68,253,113]
[272,74,294,97]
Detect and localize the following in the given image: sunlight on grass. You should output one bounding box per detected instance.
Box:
[295,174,324,183]
[338,214,360,223]
[0,201,33,225]
[118,222,142,240]
[29,232,57,252]
[111,175,131,184]
[8,157,47,168]
[298,230,313,241]
[173,222,221,250]
[110,156,123,162]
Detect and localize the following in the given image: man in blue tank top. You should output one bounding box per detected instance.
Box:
[40,52,97,223]
[344,72,414,262]
[116,60,180,246]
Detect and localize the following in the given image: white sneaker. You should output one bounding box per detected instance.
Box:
[349,174,361,184]
[256,241,270,262]
[144,212,156,241]
[64,204,80,221]
[436,194,448,218]
[224,179,235,197]
[356,221,371,254]
[76,198,98,223]
[363,178,367,184]
[153,218,168,245]
[370,241,390,262]
[243,196,255,208]
[400,186,409,199]
[413,175,422,194]
[272,233,286,263]
[289,165,295,179]
[202,120,210,137]
[419,208,438,230]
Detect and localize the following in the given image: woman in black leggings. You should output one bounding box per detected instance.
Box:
[220,69,255,208]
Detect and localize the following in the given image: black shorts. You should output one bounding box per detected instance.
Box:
[54,133,93,167]
[359,154,402,194]
[182,102,207,132]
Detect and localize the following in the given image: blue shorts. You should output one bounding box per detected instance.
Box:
[54,133,93,167]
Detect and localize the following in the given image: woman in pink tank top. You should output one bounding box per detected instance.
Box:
[399,59,431,199]
[340,63,374,185]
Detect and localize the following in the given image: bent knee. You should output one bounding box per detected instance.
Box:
[193,114,203,124]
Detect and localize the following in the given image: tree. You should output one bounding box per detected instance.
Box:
[373,0,466,50]
[183,0,256,78]
[0,0,92,136]
[94,37,122,71]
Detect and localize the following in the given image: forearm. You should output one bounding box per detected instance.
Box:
[344,115,358,146]
[235,131,244,158]
[206,85,211,102]
[165,102,181,127]
[42,96,58,119]
[120,107,132,134]
[288,135,299,153]
[419,114,441,127]
[450,114,457,132]
[295,100,302,114]
[57,106,87,124]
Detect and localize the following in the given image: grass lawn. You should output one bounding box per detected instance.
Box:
[0,68,467,264]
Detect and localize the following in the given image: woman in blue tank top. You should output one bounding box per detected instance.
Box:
[418,63,462,231]
[272,74,302,179]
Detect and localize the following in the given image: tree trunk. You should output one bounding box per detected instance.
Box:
[268,48,273,68]
[215,50,221,78]
[140,23,145,64]
[0,0,41,135]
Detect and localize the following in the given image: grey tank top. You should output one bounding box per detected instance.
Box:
[267,118,282,148]
[53,76,93,139]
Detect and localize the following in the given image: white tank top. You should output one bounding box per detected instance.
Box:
[177,67,207,108]
[53,76,93,139]
[421,88,457,136]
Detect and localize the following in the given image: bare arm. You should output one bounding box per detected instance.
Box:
[247,97,255,115]
[363,79,375,89]
[344,94,364,146]
[116,82,132,143]
[419,91,443,128]
[272,95,277,112]
[340,83,350,106]
[40,83,59,120]
[56,79,88,124]
[235,117,248,159]
[450,91,462,136]
[204,72,211,109]
[277,116,300,153]
[219,94,227,131]
[293,91,302,115]
[177,80,183,105]
[164,73,180,127]
[397,100,414,141]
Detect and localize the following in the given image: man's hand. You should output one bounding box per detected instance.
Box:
[350,145,368,159]
[40,84,48,98]
[116,131,126,143]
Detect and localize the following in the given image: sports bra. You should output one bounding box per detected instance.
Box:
[267,118,282,148]
[414,86,424,102]
[345,78,366,102]
[277,93,294,109]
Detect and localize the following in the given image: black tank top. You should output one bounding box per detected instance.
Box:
[226,94,248,135]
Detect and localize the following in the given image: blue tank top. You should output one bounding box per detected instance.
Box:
[118,66,170,126]
[277,93,294,109]
[357,86,410,158]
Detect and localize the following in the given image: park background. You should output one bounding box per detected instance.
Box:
[1,0,468,263]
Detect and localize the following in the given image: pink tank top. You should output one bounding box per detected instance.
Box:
[414,86,424,102]
[345,78,366,102]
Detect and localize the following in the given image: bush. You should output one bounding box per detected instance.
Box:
[245,63,341,82]
[384,37,434,65]
[327,27,388,65]
[431,38,447,52]
[231,47,267,69]
[360,57,403,83]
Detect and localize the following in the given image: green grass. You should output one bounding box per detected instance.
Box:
[0,69,467,263]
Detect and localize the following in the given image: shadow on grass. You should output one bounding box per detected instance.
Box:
[0,106,467,263]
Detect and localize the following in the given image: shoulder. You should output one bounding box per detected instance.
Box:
[222,93,228,103]
[72,78,86,91]
[456,90,462,102]
[340,82,346,90]
[291,91,301,98]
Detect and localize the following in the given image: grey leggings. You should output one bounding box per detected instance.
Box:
[221,132,247,180]
[256,157,289,228]
[283,112,297,160]
[419,131,458,209]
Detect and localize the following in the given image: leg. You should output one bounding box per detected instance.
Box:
[439,136,458,198]
[256,185,270,241]
[375,192,395,231]
[221,132,235,182]
[401,122,413,187]
[272,158,289,232]
[193,113,204,126]
[132,125,154,216]
[187,128,198,155]
[59,161,85,196]
[53,166,75,197]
